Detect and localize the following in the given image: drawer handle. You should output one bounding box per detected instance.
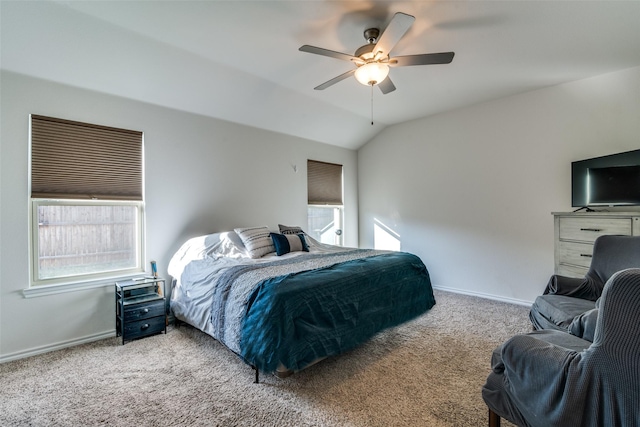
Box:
[580,228,602,232]
[141,323,150,330]
[580,254,593,258]
[142,308,149,313]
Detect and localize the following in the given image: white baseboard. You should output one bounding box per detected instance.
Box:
[0,330,115,364]
[432,285,533,307]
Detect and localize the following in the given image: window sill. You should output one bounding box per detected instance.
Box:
[23,276,142,298]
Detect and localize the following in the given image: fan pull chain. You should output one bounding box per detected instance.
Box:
[370,83,374,125]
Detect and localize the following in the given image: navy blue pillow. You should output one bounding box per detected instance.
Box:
[270,233,309,256]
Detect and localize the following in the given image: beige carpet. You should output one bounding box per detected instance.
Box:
[0,290,529,426]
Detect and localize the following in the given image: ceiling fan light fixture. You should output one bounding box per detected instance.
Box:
[354,62,389,86]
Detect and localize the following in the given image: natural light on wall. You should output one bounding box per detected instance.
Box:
[374,218,401,251]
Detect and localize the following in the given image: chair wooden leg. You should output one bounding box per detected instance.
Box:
[489,408,501,427]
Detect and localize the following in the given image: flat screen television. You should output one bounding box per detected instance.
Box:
[572,149,640,208]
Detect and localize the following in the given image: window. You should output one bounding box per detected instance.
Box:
[307,160,343,246]
[29,115,144,287]
[32,200,143,284]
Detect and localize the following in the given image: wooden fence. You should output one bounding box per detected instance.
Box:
[37,205,137,278]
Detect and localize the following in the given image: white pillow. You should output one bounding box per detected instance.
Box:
[234,226,276,258]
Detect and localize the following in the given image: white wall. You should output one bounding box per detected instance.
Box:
[0,71,358,361]
[358,66,640,304]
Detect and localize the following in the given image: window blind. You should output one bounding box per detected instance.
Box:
[30,115,143,200]
[307,160,343,205]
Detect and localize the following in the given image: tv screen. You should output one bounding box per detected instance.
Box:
[572,149,640,207]
[588,165,640,205]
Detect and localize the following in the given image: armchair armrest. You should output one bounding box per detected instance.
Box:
[483,330,592,427]
[499,332,590,422]
[568,307,599,342]
[543,274,600,301]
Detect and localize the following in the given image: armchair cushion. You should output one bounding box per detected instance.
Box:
[483,269,640,427]
[529,294,596,331]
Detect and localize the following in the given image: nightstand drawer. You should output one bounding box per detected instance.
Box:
[123,299,165,322]
[123,316,166,340]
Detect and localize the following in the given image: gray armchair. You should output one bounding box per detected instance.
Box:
[529,234,640,337]
[482,268,640,427]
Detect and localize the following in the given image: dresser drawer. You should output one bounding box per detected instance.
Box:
[123,316,166,341]
[557,241,594,269]
[557,263,589,279]
[558,217,632,243]
[123,299,165,322]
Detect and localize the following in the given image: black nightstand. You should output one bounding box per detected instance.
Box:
[115,277,167,345]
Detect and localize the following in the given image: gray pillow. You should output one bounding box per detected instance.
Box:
[278,224,304,235]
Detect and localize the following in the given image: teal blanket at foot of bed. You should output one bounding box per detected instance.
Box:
[240,251,435,373]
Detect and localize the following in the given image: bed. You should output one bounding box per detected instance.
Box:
[168,225,435,381]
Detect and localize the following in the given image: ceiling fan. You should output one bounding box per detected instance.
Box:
[299,12,454,94]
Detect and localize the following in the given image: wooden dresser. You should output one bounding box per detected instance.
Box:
[553,212,640,278]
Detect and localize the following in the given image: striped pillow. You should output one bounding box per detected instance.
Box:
[234,226,275,258]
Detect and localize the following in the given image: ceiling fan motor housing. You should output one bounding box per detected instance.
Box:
[363,28,380,44]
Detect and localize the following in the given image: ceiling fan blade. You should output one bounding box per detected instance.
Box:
[314,69,356,91]
[299,45,360,63]
[389,52,455,67]
[373,12,415,58]
[378,76,396,94]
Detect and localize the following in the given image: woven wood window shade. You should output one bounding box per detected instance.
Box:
[307,160,343,205]
[31,115,143,200]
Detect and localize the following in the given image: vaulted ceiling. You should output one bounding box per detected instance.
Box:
[2,1,640,149]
